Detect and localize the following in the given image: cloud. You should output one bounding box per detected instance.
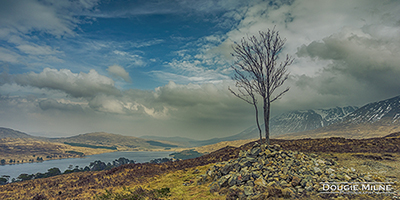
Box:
[295,25,400,103]
[112,50,146,67]
[39,99,84,112]
[94,0,245,18]
[0,0,99,37]
[0,47,21,64]
[13,68,120,98]
[16,44,62,56]
[88,94,137,115]
[107,65,131,83]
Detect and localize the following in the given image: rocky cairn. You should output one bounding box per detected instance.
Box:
[197,143,395,199]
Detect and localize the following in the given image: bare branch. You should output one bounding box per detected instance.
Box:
[230,28,293,146]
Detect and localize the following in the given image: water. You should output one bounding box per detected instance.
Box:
[0,151,174,180]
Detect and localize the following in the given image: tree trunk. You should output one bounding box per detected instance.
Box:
[263,96,270,146]
[253,101,263,144]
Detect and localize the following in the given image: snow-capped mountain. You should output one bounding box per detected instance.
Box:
[270,106,358,135]
[232,106,358,139]
[277,95,400,139]
[343,95,400,124]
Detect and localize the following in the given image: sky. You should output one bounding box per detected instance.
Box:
[0,0,400,139]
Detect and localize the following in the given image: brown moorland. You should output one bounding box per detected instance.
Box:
[0,134,399,199]
[0,138,115,165]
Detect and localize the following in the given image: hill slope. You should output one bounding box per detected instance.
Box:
[0,127,37,139]
[49,132,180,151]
[277,95,400,139]
[1,134,399,199]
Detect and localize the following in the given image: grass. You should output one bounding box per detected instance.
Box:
[1,136,399,199]
[64,142,118,150]
[96,164,225,200]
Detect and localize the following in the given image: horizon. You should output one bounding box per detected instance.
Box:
[1,0,400,140]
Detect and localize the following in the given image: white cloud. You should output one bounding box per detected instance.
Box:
[0,47,20,63]
[107,64,131,83]
[294,25,400,104]
[112,50,146,67]
[13,68,120,98]
[0,0,99,37]
[38,98,84,112]
[16,44,61,56]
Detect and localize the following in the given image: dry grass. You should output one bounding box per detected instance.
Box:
[102,164,225,200]
[0,138,115,164]
[194,139,258,154]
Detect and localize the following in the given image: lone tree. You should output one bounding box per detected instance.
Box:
[229,28,293,146]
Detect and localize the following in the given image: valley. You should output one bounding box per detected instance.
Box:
[0,128,182,165]
[0,138,115,165]
[0,134,399,199]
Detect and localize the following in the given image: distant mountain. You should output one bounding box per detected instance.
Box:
[227,106,358,141]
[0,127,182,151]
[140,135,198,147]
[141,125,261,147]
[343,95,400,124]
[270,106,358,135]
[0,127,36,139]
[50,132,181,151]
[278,95,400,139]
[142,106,360,147]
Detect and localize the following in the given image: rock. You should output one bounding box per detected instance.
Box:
[291,175,301,187]
[364,175,373,182]
[209,182,220,193]
[218,174,231,187]
[239,150,246,158]
[314,167,322,175]
[254,177,267,187]
[282,167,289,175]
[282,187,295,198]
[300,175,312,187]
[280,180,290,187]
[326,168,335,174]
[343,174,352,181]
[267,181,277,187]
[250,147,262,156]
[228,174,239,186]
[221,164,234,175]
[243,186,254,196]
[336,174,343,180]
[272,144,281,150]
[218,187,229,195]
[266,186,282,197]
[249,193,267,200]
[201,145,393,199]
[265,149,271,154]
[305,185,313,192]
[241,174,251,182]
[240,160,252,168]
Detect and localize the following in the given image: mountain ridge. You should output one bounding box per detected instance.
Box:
[0,127,38,139]
[277,95,400,139]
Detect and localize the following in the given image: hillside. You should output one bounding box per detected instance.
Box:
[270,106,358,135]
[50,132,180,151]
[0,128,184,165]
[277,95,400,139]
[0,135,399,199]
[190,106,359,145]
[0,138,115,165]
[0,127,38,139]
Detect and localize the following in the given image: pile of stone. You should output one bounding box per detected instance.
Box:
[197,143,395,199]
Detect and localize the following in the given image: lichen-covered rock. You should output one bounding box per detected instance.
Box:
[200,144,392,199]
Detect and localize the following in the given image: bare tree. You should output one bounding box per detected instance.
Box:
[230,28,293,146]
[229,74,263,144]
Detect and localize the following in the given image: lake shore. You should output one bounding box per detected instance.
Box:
[0,137,179,166]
